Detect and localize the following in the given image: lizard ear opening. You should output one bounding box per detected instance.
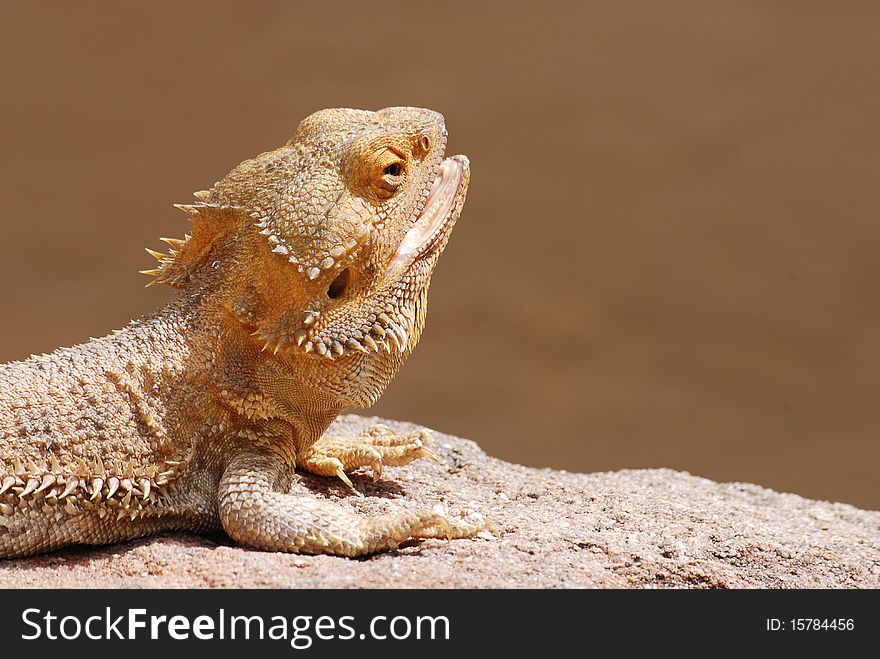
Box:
[327,268,350,299]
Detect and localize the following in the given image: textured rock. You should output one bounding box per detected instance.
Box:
[1,415,877,588]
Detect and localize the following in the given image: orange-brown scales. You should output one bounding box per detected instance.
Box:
[0,107,483,558]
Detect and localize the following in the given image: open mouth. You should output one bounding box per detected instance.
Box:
[386,155,469,276]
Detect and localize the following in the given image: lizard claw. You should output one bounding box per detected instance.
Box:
[417,447,441,463]
[332,463,362,496]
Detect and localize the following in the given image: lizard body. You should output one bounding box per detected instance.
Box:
[0,107,479,558]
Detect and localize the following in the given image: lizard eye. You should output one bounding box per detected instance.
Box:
[375,158,405,199]
[327,267,350,299]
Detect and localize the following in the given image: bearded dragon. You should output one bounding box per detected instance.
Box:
[0,106,481,558]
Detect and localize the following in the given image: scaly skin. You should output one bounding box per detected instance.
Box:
[0,107,480,558]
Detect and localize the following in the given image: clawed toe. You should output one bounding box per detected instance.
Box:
[301,426,442,486]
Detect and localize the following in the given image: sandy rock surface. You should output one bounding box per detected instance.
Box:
[1,415,877,588]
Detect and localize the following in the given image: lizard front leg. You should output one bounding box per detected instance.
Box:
[298,424,438,492]
[217,451,482,557]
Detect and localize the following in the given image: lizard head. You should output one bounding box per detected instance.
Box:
[146,107,469,408]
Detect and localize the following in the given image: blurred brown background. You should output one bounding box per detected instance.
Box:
[1,2,877,509]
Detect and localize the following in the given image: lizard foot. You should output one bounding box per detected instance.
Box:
[298,424,438,493]
[362,507,490,552]
[219,454,491,556]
